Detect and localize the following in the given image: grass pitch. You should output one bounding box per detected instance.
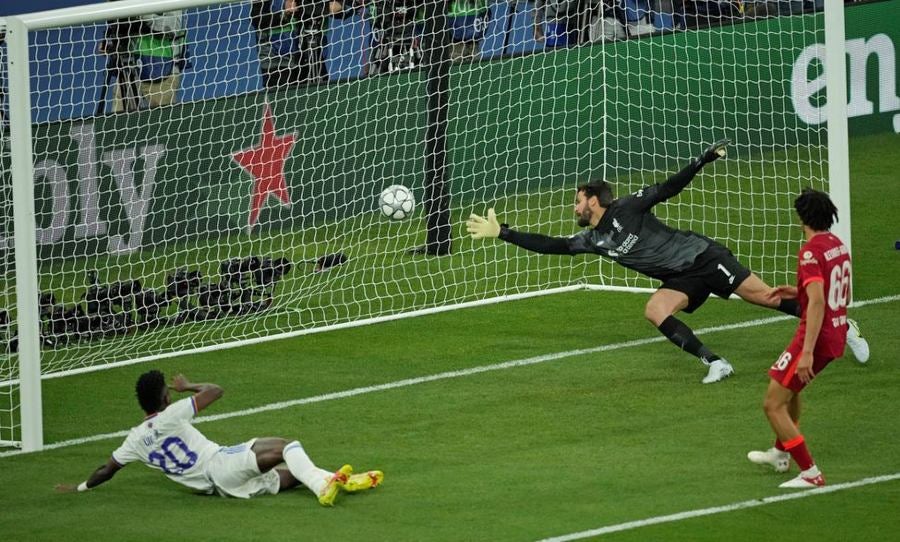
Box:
[0,133,897,541]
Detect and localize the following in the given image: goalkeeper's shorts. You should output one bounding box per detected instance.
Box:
[659,242,751,313]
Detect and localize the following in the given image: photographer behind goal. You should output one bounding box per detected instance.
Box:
[99,3,186,112]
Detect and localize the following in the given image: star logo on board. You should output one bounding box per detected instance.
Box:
[232,103,296,233]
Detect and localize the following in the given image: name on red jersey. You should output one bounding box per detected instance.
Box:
[822,244,849,261]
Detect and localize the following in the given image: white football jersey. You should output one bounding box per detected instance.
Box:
[112,397,221,493]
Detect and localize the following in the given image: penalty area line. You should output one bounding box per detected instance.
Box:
[537,472,900,541]
[1,294,897,459]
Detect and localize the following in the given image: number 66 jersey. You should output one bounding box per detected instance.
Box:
[796,232,851,358]
[111,397,221,493]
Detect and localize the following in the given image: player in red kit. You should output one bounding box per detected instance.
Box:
[747,188,861,488]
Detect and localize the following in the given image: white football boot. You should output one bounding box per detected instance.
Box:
[747,447,790,473]
[846,319,870,364]
[779,469,825,489]
[701,358,734,384]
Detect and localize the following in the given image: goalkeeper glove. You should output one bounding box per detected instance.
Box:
[466,208,501,239]
[697,139,730,165]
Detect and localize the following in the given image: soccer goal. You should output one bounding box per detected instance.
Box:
[1,0,850,450]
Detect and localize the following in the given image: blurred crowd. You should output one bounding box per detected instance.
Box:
[535,0,827,45]
[94,0,837,111]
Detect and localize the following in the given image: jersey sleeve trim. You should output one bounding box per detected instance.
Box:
[110,453,127,467]
[190,395,199,415]
[801,276,824,288]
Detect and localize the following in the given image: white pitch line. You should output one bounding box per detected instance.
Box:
[1,294,897,459]
[537,473,900,541]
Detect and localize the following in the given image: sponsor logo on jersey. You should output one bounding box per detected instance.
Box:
[800,250,818,265]
[617,233,639,254]
[612,218,623,232]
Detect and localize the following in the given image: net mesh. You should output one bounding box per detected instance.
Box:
[0,0,828,445]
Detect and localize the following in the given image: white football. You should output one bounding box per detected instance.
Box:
[378,184,415,220]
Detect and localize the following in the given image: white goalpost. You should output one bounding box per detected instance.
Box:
[824,0,852,255]
[1,0,849,451]
[7,14,44,451]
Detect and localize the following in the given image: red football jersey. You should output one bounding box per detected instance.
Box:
[794,232,850,358]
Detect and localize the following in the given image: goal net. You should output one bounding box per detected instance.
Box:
[1,0,834,447]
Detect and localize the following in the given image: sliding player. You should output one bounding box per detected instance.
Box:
[56,370,383,504]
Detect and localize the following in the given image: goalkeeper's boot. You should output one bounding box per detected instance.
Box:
[344,470,384,492]
[701,359,734,384]
[846,319,870,364]
[318,464,352,506]
[779,469,825,489]
[747,447,790,473]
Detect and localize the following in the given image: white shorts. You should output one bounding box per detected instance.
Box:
[206,438,281,499]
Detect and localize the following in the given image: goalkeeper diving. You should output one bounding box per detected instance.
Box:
[466,140,870,383]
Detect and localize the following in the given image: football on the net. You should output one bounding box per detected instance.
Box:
[378,184,415,220]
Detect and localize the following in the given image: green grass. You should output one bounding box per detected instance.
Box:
[0,132,898,540]
[0,136,840,376]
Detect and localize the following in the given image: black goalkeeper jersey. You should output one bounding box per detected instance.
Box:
[498,161,713,280]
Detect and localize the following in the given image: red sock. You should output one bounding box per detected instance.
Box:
[777,423,800,451]
[782,435,814,471]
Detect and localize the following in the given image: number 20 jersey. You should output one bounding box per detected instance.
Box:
[795,232,850,359]
[112,397,221,492]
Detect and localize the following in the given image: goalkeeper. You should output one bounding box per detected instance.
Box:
[466,140,869,383]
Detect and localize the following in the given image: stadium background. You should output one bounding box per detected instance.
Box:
[0,1,898,540]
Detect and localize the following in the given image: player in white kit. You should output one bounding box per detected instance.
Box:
[56,370,383,505]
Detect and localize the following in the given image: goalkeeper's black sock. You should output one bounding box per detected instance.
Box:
[657,315,719,364]
[777,298,801,317]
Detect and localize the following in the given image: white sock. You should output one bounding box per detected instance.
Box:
[283,441,326,495]
[801,464,820,478]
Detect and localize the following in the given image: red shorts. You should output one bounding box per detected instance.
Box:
[768,335,836,393]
